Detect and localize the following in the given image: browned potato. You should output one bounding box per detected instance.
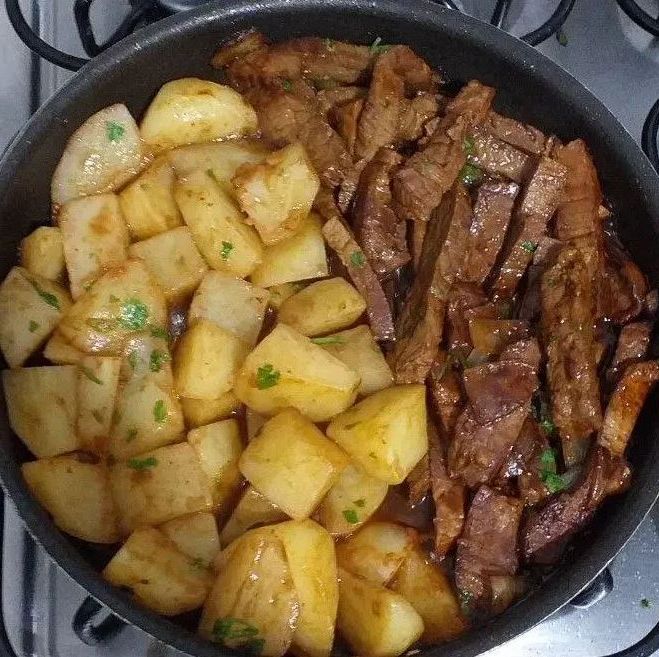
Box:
[22,455,120,543]
[267,282,306,309]
[239,409,349,518]
[103,527,213,615]
[43,331,85,365]
[20,226,65,281]
[160,512,220,568]
[181,393,240,428]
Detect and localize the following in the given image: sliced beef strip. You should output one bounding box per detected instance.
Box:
[409,220,427,271]
[467,129,534,184]
[485,112,547,156]
[460,181,520,285]
[396,93,440,144]
[321,215,395,341]
[445,284,491,357]
[352,148,410,277]
[606,322,653,386]
[392,80,495,223]
[488,156,567,300]
[518,236,562,322]
[456,486,524,607]
[467,319,530,359]
[599,361,659,457]
[428,350,465,436]
[211,30,268,68]
[499,337,542,371]
[391,186,473,383]
[523,445,630,563]
[316,86,366,118]
[407,453,431,506]
[330,97,365,155]
[541,246,603,466]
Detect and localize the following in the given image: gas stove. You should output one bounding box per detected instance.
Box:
[1,1,659,656]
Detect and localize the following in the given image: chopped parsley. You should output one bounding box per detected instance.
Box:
[539,417,557,436]
[353,499,366,508]
[127,456,157,470]
[350,250,365,267]
[28,320,39,333]
[119,298,149,330]
[212,618,264,655]
[641,598,652,608]
[153,399,167,423]
[539,448,557,473]
[80,365,103,385]
[311,336,344,345]
[543,472,567,494]
[27,278,60,310]
[221,241,234,260]
[343,509,359,524]
[149,349,170,372]
[126,428,138,443]
[369,36,391,55]
[106,121,125,142]
[282,79,293,92]
[463,136,476,156]
[556,28,568,47]
[459,163,484,187]
[521,240,538,254]
[256,364,280,389]
[150,325,169,340]
[539,448,567,494]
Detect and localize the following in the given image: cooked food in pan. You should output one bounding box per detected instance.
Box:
[1,32,657,657]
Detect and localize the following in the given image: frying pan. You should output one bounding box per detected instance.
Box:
[1,1,659,656]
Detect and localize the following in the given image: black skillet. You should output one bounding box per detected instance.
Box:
[1,1,659,656]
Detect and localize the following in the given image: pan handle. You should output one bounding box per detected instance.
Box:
[72,596,127,646]
[641,98,659,174]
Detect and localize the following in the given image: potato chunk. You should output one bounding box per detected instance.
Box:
[3,366,80,457]
[103,527,212,615]
[0,267,71,367]
[200,531,299,657]
[189,272,269,346]
[219,485,288,547]
[317,463,389,536]
[20,226,65,281]
[110,442,213,533]
[118,158,182,240]
[59,193,129,299]
[336,522,415,586]
[316,325,393,396]
[119,331,173,386]
[234,324,360,422]
[268,283,305,309]
[108,374,184,458]
[337,568,424,657]
[140,78,258,153]
[234,143,320,245]
[58,260,167,356]
[391,549,466,643]
[160,512,220,568]
[327,385,427,484]
[77,356,121,453]
[175,170,264,278]
[22,455,120,543]
[278,278,366,337]
[128,226,208,303]
[188,419,243,510]
[51,104,143,206]
[44,331,85,365]
[174,319,249,400]
[250,213,328,288]
[239,409,349,519]
[181,393,240,428]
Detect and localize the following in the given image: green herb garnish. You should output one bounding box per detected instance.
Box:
[343,509,359,524]
[27,278,60,310]
[106,121,125,142]
[28,320,39,333]
[556,28,568,47]
[459,163,484,187]
[126,428,138,443]
[119,298,149,330]
[211,618,264,655]
[150,326,169,340]
[221,241,234,260]
[350,250,365,267]
[538,448,566,493]
[149,349,170,372]
[539,448,557,473]
[641,598,652,608]
[80,365,103,385]
[353,499,366,508]
[282,79,293,92]
[521,240,538,254]
[256,364,280,389]
[153,399,167,423]
[127,456,157,470]
[463,136,476,156]
[369,36,391,54]
[311,336,344,345]
[543,472,567,494]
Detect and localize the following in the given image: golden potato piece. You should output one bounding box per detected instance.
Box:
[233,143,320,245]
[174,319,249,400]
[43,331,85,365]
[391,548,466,643]
[2,366,80,457]
[337,568,424,657]
[317,463,389,537]
[128,226,208,303]
[233,323,360,422]
[23,455,120,543]
[109,442,213,534]
[200,531,299,657]
[267,282,306,309]
[160,512,220,568]
[278,277,366,337]
[181,393,240,428]
[250,213,328,288]
[58,193,129,299]
[118,158,183,240]
[327,385,428,484]
[51,103,143,206]
[239,408,349,519]
[0,267,71,368]
[103,527,212,615]
[140,78,257,153]
[20,226,65,281]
